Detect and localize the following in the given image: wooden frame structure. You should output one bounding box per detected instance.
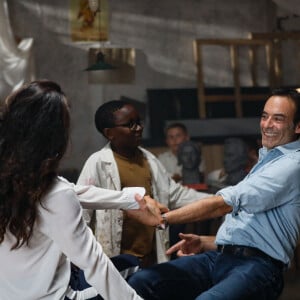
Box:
[194,32,300,119]
[249,32,300,87]
[194,38,274,118]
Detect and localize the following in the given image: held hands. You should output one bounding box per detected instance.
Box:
[125,194,169,226]
[166,233,216,257]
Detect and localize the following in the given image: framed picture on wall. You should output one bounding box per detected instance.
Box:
[70,0,109,41]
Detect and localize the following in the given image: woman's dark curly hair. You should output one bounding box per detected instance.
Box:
[0,80,70,249]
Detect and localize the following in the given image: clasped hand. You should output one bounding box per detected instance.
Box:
[125,194,169,226]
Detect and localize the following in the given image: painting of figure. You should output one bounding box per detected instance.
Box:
[70,0,109,41]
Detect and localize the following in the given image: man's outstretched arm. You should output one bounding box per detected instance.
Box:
[162,195,232,225]
[131,194,232,227]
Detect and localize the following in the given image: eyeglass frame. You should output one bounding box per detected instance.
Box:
[111,119,144,131]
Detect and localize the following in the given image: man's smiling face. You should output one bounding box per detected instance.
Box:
[260,95,300,149]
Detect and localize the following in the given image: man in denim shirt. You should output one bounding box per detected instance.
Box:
[128,88,300,300]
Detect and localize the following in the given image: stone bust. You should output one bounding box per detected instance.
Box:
[177,141,201,184]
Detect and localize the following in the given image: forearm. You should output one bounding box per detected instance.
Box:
[75,185,145,210]
[163,195,232,225]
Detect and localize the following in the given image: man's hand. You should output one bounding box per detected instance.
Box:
[125,194,169,226]
[143,195,169,214]
[166,233,216,257]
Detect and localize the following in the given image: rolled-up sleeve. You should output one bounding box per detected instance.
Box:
[217,153,300,214]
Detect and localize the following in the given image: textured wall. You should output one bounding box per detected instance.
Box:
[7,0,276,172]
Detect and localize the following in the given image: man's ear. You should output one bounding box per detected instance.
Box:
[295,122,300,134]
[103,128,113,141]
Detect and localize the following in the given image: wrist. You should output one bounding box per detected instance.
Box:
[162,213,169,227]
[158,213,169,230]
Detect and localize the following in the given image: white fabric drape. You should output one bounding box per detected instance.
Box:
[0,0,35,101]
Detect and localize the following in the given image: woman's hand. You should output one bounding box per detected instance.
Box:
[125,194,169,226]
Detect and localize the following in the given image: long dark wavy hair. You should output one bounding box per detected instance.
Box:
[0,80,70,249]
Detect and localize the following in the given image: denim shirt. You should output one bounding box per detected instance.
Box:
[216,140,300,265]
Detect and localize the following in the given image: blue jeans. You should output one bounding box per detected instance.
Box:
[66,254,140,300]
[128,251,284,300]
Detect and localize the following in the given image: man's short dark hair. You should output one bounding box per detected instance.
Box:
[270,88,300,126]
[165,122,188,135]
[94,100,130,135]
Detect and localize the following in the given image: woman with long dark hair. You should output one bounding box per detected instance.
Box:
[0,80,152,299]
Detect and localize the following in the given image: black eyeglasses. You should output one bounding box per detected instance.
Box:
[113,120,144,131]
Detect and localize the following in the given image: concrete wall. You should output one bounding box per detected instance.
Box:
[7,0,278,172]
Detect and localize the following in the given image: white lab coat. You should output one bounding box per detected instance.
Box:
[77,143,209,263]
